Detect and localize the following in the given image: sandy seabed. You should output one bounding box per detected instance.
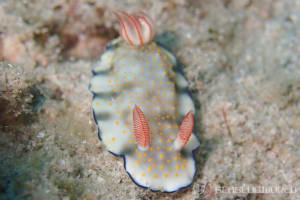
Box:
[0,0,300,199]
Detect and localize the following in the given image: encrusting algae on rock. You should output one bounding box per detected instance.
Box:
[89,10,200,192]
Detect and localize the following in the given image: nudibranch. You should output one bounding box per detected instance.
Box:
[89,10,200,192]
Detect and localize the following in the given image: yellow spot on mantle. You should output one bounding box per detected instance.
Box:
[175,173,178,177]
[141,173,145,177]
[115,121,119,126]
[148,167,152,172]
[95,102,100,106]
[168,147,173,151]
[122,130,126,134]
[164,173,168,178]
[136,161,141,165]
[111,137,116,141]
[176,164,180,170]
[159,154,164,159]
[148,158,152,163]
[138,154,143,159]
[153,174,158,178]
[166,160,171,164]
[160,165,165,170]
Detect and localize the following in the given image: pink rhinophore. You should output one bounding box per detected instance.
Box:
[133,105,150,150]
[113,10,155,46]
[173,111,194,150]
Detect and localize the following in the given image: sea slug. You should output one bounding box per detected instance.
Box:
[89,10,200,192]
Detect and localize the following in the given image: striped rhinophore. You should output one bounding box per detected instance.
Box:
[173,111,194,151]
[113,10,155,46]
[133,105,150,151]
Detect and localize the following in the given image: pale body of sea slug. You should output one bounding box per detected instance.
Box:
[89,10,200,192]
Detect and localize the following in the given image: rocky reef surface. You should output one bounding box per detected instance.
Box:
[0,0,299,199]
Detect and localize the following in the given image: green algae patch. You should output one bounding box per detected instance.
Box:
[0,150,48,200]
